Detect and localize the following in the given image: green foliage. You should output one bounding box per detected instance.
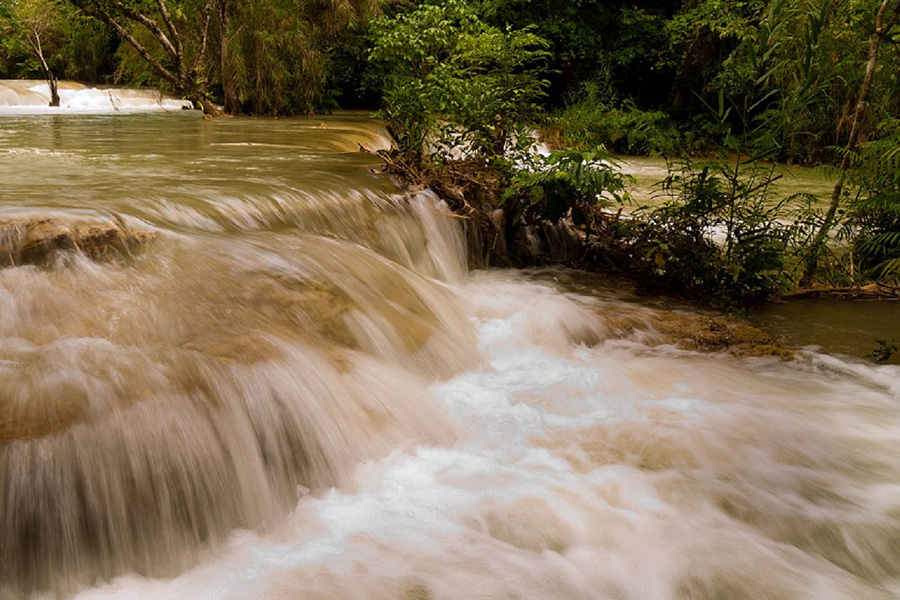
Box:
[651,160,800,306]
[594,157,805,308]
[224,0,379,114]
[69,0,379,114]
[846,125,900,282]
[594,8,813,309]
[474,0,615,99]
[369,0,549,160]
[503,149,631,229]
[550,77,681,156]
[0,0,94,80]
[665,0,767,110]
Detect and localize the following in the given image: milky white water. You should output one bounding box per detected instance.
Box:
[0,80,193,114]
[1,109,899,600]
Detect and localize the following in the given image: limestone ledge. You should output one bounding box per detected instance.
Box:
[0,217,156,268]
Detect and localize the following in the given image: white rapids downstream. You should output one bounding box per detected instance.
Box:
[0,106,899,600]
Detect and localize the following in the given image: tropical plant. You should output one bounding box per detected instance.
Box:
[802,0,900,284]
[369,0,549,161]
[503,149,631,232]
[68,0,222,113]
[549,77,681,156]
[216,0,380,115]
[67,0,379,115]
[844,125,900,282]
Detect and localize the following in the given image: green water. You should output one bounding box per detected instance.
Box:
[619,155,835,206]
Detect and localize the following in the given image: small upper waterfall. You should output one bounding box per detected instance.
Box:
[0,80,193,114]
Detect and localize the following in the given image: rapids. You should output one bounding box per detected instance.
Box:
[0,81,192,114]
[1,111,899,600]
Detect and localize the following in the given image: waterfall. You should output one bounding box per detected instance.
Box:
[0,80,193,114]
[2,114,899,600]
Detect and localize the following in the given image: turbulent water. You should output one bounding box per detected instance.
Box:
[0,80,192,114]
[1,108,899,600]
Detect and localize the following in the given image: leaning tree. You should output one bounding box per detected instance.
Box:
[2,0,73,107]
[69,0,221,114]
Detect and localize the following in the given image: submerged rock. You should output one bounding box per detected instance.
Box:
[597,303,793,360]
[650,311,795,360]
[0,217,156,268]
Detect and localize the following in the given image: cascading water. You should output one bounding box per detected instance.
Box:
[1,112,899,600]
[0,80,193,114]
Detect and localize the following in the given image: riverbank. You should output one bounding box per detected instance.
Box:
[380,148,898,364]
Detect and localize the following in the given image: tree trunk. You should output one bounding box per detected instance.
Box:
[802,0,896,285]
[182,80,223,116]
[48,74,60,107]
[196,95,223,116]
[217,0,240,114]
[28,30,60,107]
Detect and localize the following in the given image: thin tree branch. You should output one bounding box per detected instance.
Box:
[155,0,184,67]
[111,0,179,64]
[803,0,896,284]
[191,0,216,73]
[76,3,179,87]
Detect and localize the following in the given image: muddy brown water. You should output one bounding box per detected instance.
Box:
[1,103,899,600]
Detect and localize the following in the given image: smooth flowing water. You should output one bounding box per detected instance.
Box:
[619,155,836,206]
[1,95,900,600]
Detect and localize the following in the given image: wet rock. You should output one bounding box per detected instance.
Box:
[0,218,156,268]
[650,311,795,360]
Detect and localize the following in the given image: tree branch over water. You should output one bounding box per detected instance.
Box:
[68,0,221,115]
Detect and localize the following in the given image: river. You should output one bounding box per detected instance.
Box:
[1,88,900,600]
[615,156,900,359]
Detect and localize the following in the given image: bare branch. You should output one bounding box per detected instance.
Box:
[76,3,179,87]
[28,28,50,75]
[191,0,216,73]
[156,0,184,66]
[111,0,179,65]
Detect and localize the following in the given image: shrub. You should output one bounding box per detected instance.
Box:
[549,79,681,156]
[503,150,631,230]
[596,158,803,309]
[369,0,549,162]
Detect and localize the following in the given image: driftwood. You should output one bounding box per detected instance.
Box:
[781,282,900,301]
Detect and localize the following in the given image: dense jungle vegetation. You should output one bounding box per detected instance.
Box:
[2,0,900,308]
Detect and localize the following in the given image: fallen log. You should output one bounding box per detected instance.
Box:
[781,282,900,301]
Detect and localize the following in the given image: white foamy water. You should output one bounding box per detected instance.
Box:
[56,272,900,600]
[0,80,193,114]
[2,114,898,600]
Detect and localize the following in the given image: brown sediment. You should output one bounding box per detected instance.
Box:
[0,257,449,444]
[0,354,161,445]
[0,218,156,268]
[647,311,795,359]
[599,307,795,360]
